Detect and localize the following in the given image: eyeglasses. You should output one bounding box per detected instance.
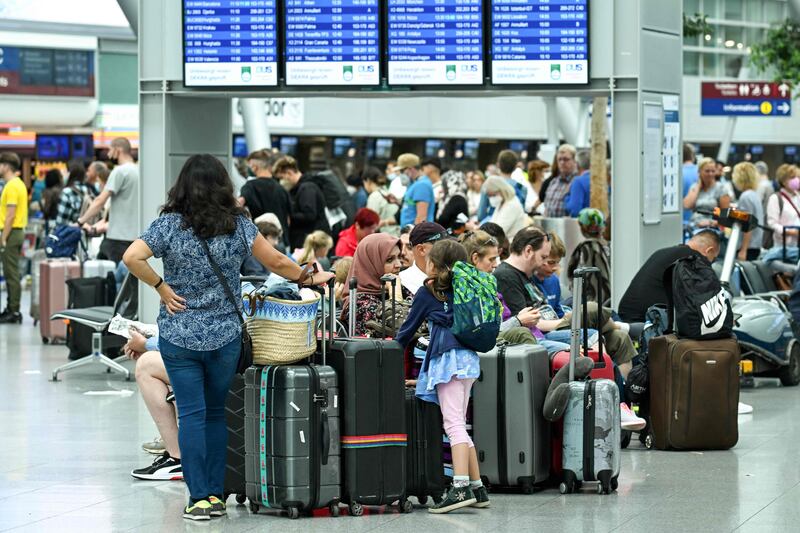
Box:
[417,232,445,245]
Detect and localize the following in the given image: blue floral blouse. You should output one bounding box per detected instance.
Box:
[141,213,258,351]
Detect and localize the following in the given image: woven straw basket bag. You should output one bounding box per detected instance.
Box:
[245,292,320,365]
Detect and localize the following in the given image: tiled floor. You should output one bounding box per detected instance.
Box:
[2,293,800,532]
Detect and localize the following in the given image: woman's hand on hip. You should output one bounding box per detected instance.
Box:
[157,283,187,315]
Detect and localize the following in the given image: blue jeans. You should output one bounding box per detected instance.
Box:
[538,339,570,356]
[159,336,241,502]
[544,328,598,346]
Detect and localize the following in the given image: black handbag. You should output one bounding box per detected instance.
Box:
[200,239,252,374]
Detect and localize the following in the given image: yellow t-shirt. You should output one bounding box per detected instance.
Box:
[0,177,29,229]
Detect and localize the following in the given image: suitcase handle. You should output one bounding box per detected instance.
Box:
[309,278,336,364]
[569,266,603,381]
[379,274,397,340]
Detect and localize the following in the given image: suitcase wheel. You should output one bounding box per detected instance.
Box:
[249,502,260,514]
[329,503,340,517]
[287,507,300,520]
[42,337,49,344]
[644,433,654,450]
[236,494,247,505]
[559,482,571,495]
[418,495,428,505]
[349,502,364,517]
[400,499,413,514]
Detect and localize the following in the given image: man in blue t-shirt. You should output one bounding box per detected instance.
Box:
[682,143,698,224]
[397,153,435,226]
[564,149,592,218]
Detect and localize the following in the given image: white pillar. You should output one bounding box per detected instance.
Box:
[238,98,272,151]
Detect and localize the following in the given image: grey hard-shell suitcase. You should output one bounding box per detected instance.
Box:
[559,267,621,495]
[472,342,551,493]
[244,285,341,519]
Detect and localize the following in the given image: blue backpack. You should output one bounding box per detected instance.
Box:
[45,225,82,258]
[451,261,502,352]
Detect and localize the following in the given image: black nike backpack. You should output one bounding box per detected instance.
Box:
[663,254,733,340]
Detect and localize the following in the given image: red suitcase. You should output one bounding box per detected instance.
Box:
[40,259,81,343]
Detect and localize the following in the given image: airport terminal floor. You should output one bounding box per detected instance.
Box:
[1,293,798,533]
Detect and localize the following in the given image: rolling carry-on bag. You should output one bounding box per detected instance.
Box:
[648,334,739,451]
[325,276,409,516]
[472,342,551,493]
[558,267,621,495]
[244,284,341,519]
[224,374,247,505]
[40,259,81,343]
[30,249,46,325]
[404,387,447,505]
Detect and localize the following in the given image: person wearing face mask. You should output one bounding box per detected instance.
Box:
[398,153,435,226]
[339,233,404,337]
[766,163,800,252]
[683,157,731,229]
[238,150,291,249]
[483,176,526,240]
[78,137,139,264]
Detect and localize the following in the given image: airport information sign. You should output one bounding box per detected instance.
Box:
[183,0,278,87]
[701,82,792,116]
[387,0,484,86]
[285,0,380,86]
[490,0,589,85]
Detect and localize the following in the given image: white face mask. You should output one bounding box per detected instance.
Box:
[488,195,503,208]
[400,173,411,186]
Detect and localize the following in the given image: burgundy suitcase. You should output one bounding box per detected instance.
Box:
[40,259,81,343]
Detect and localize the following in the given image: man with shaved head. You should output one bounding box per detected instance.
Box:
[78,137,139,263]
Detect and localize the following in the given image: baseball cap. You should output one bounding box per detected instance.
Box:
[410,222,447,246]
[395,153,421,172]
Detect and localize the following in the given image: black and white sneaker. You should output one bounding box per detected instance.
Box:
[428,484,477,514]
[131,453,183,481]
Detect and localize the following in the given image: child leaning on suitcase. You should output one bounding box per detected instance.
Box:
[396,239,490,514]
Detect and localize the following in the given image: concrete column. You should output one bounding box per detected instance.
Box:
[238,98,272,151]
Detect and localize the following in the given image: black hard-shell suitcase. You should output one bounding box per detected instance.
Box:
[324,277,410,516]
[224,374,247,505]
[243,283,341,519]
[404,387,446,505]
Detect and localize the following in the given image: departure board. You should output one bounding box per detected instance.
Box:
[491,0,589,85]
[183,0,278,87]
[387,0,484,86]
[285,0,380,86]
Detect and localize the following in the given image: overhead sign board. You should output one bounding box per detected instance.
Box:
[701,81,791,117]
[0,46,94,96]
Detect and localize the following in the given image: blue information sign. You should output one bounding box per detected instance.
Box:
[387,0,484,86]
[491,0,589,85]
[701,82,792,116]
[285,0,380,85]
[183,0,278,87]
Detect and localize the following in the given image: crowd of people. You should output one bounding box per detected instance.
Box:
[0,140,758,520]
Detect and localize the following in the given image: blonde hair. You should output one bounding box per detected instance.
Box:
[698,157,716,175]
[460,230,499,264]
[297,230,333,264]
[483,176,516,204]
[333,256,353,285]
[548,232,566,259]
[732,162,758,192]
[776,163,798,188]
[557,143,577,158]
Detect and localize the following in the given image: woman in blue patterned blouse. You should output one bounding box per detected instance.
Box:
[123,154,333,521]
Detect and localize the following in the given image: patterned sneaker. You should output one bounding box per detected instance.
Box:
[620,403,647,431]
[183,500,212,521]
[470,485,490,508]
[142,437,165,455]
[428,484,477,514]
[208,496,227,517]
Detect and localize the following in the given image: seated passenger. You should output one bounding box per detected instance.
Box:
[334,207,380,257]
[399,221,447,296]
[533,232,635,379]
[242,221,283,277]
[460,230,569,355]
[124,329,182,481]
[684,157,731,229]
[293,230,333,273]
[567,208,611,303]
[340,233,403,337]
[480,222,510,260]
[617,229,721,323]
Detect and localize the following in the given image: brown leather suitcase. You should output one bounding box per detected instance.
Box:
[648,334,740,451]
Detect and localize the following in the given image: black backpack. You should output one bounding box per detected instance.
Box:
[305,170,355,223]
[664,254,733,340]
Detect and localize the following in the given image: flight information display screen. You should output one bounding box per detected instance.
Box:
[285,0,380,86]
[491,0,589,85]
[387,0,483,86]
[183,0,278,87]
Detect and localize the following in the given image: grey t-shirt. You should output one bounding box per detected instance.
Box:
[105,162,139,241]
[690,181,728,224]
[736,189,764,249]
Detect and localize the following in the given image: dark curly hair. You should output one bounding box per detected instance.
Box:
[161,154,245,239]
